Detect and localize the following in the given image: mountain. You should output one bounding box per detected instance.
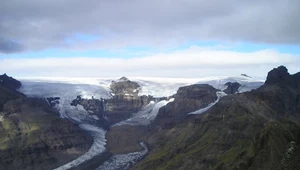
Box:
[12,74,268,169]
[133,66,300,170]
[0,74,93,170]
[105,66,300,170]
[153,84,218,128]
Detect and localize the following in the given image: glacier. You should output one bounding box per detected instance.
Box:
[189,91,227,115]
[17,76,264,170]
[19,80,110,170]
[114,98,175,126]
[96,142,148,170]
[54,124,107,170]
[195,75,264,93]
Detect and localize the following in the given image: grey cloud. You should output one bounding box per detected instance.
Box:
[0,0,300,53]
[0,37,24,53]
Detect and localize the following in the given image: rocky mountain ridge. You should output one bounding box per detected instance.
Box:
[130,65,300,170]
[0,74,93,170]
[103,66,300,170]
[153,84,218,128]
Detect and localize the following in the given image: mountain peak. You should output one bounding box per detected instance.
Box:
[0,73,22,90]
[265,65,292,86]
[119,76,129,81]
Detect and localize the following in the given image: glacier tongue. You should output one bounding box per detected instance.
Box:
[96,142,148,170]
[113,98,175,126]
[189,91,227,115]
[54,124,107,170]
[19,80,109,170]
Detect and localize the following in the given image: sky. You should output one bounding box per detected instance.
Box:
[0,0,300,78]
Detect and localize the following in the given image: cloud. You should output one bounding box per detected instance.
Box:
[0,37,24,53]
[1,46,299,78]
[0,0,300,53]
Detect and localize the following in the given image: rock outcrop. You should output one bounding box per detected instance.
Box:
[0,74,23,111]
[223,82,241,94]
[0,74,22,90]
[265,65,297,87]
[71,95,110,129]
[153,84,218,128]
[0,75,93,170]
[110,77,140,96]
[69,77,160,126]
[105,77,157,124]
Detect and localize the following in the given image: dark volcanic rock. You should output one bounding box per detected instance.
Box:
[153,84,218,128]
[0,73,22,90]
[0,74,23,111]
[223,82,241,94]
[265,65,296,87]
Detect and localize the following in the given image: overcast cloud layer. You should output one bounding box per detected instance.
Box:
[1,0,300,53]
[1,46,299,78]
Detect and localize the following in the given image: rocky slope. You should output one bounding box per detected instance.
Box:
[130,66,300,170]
[0,74,93,170]
[153,84,218,128]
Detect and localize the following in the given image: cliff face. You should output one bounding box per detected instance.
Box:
[105,78,157,124]
[153,84,218,128]
[131,66,300,170]
[0,75,93,170]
